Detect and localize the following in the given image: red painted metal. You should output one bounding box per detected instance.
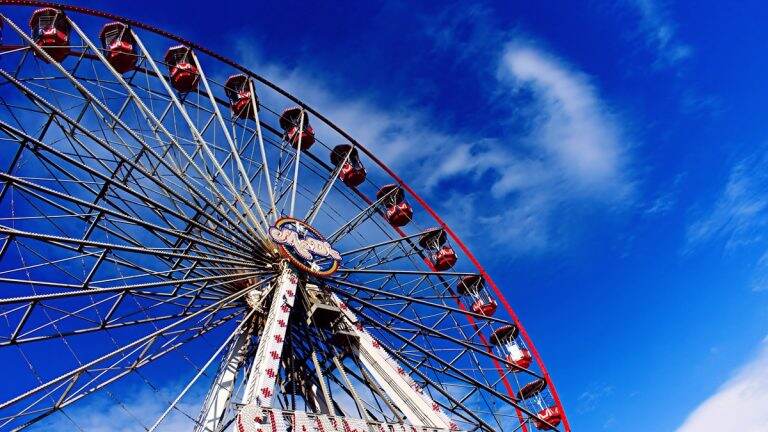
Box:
[225,74,256,120]
[99,22,136,73]
[286,125,315,150]
[384,201,413,227]
[0,2,570,429]
[507,345,533,371]
[279,107,315,150]
[338,162,366,187]
[431,245,457,271]
[534,406,562,430]
[164,45,198,93]
[470,297,497,316]
[330,145,366,187]
[373,163,570,431]
[29,7,69,62]
[376,185,413,227]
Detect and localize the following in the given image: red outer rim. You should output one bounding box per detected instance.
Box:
[0,2,570,430]
[372,160,570,432]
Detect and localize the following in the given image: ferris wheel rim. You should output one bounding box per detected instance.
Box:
[0,1,570,430]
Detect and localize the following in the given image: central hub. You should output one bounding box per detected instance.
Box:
[268,217,341,277]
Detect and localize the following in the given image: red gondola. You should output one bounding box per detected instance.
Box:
[516,378,547,400]
[99,22,136,74]
[376,184,413,227]
[506,344,533,370]
[418,229,457,271]
[163,45,198,93]
[330,145,366,187]
[224,74,257,119]
[29,8,70,62]
[489,324,532,371]
[533,406,562,430]
[456,275,497,316]
[489,324,519,345]
[279,107,315,150]
[471,297,497,316]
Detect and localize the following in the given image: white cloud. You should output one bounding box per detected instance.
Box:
[629,0,692,67]
[687,157,768,251]
[751,252,768,292]
[576,382,614,414]
[234,38,633,253]
[686,155,768,290]
[644,191,676,215]
[498,44,632,199]
[423,3,501,66]
[644,173,685,216]
[39,385,201,431]
[675,339,768,432]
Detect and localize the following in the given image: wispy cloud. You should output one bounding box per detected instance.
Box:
[577,382,614,414]
[644,173,685,216]
[675,337,768,432]
[686,153,768,290]
[455,42,636,251]
[628,0,692,68]
[423,2,502,66]
[233,40,464,177]
[498,43,632,198]
[234,34,633,254]
[687,157,768,251]
[645,191,676,215]
[40,385,200,431]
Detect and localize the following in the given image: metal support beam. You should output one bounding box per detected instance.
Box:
[242,265,299,406]
[331,294,455,430]
[198,318,253,432]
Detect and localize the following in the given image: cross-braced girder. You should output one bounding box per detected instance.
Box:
[0,4,567,432]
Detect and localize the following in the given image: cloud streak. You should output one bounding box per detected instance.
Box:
[235,35,633,254]
[40,385,201,431]
[687,158,768,250]
[498,44,631,198]
[629,0,692,68]
[686,153,768,290]
[676,338,768,432]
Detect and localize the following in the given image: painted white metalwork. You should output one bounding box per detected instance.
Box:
[234,278,459,432]
[131,30,268,238]
[0,7,565,431]
[289,110,305,217]
[198,326,252,432]
[242,266,299,407]
[152,309,256,432]
[237,406,288,432]
[331,355,369,421]
[247,79,278,222]
[332,295,457,431]
[237,408,457,432]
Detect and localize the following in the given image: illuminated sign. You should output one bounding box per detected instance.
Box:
[268,217,341,277]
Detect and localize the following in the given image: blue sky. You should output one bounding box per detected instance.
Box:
[17,0,768,430]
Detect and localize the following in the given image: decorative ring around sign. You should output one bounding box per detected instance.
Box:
[268,217,341,277]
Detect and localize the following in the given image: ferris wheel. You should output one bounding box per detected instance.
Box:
[0,3,570,431]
